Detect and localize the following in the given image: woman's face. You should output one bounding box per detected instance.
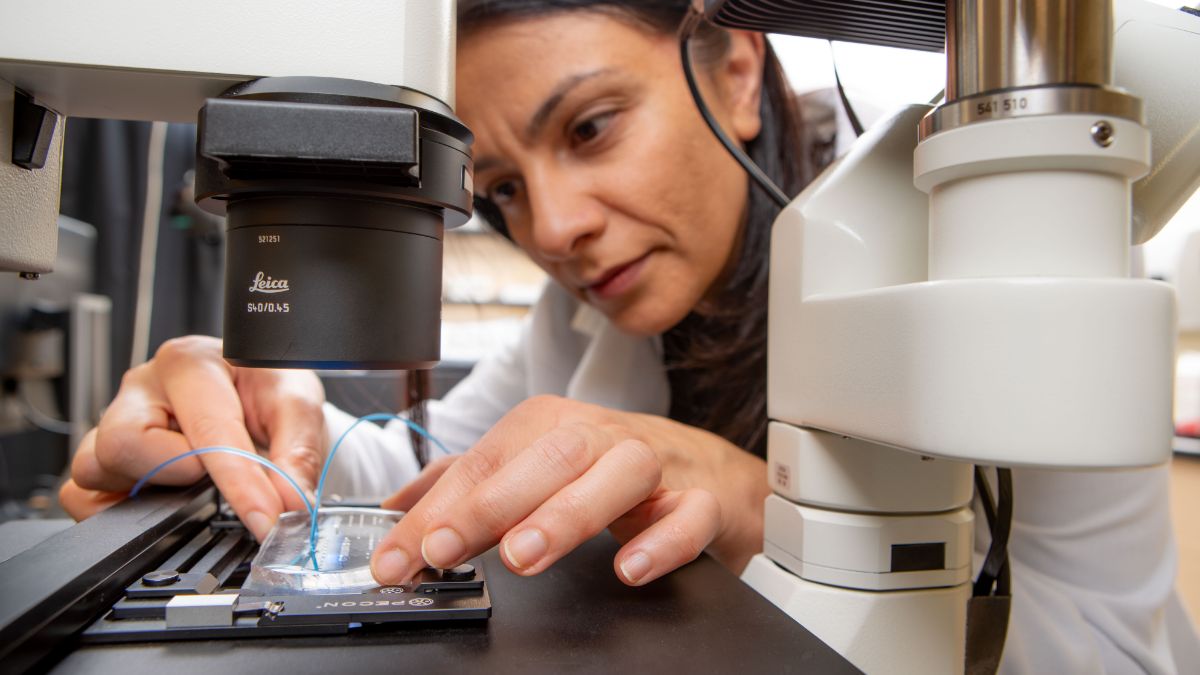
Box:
[457,13,766,336]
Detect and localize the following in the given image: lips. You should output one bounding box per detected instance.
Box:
[583,253,651,301]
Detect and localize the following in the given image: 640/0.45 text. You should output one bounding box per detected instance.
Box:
[247,302,290,313]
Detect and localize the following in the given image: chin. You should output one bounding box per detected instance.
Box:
[603,299,690,337]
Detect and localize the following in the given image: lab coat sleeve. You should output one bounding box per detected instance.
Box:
[996,465,1197,674]
[314,319,532,500]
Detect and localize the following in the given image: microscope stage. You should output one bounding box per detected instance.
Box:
[80,507,490,643]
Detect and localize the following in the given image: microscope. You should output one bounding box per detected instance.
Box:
[701,0,1200,672]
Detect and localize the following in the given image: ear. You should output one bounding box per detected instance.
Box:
[714,31,767,143]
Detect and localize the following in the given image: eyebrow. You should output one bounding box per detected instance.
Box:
[474,68,616,178]
[525,67,616,140]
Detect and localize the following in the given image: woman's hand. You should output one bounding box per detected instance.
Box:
[371,394,768,587]
[59,336,327,541]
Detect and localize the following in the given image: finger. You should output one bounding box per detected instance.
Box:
[371,424,609,585]
[497,439,662,576]
[381,456,459,512]
[417,424,615,570]
[401,395,571,514]
[83,392,202,492]
[611,488,721,586]
[608,483,697,544]
[154,340,284,540]
[259,391,325,512]
[59,478,126,520]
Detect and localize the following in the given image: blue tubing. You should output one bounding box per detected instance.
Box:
[131,414,450,573]
[130,446,316,517]
[308,414,449,560]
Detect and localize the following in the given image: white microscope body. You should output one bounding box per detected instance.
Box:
[743,1,1200,673]
[0,0,459,277]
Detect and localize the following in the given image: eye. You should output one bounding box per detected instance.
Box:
[570,111,615,146]
[487,178,524,206]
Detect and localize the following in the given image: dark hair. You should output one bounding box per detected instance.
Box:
[459,0,821,457]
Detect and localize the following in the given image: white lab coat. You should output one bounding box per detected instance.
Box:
[322,281,1199,674]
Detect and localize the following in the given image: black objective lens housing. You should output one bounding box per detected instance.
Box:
[195,77,473,369]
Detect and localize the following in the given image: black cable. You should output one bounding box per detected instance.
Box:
[974,466,998,532]
[829,42,865,137]
[678,8,790,209]
[993,468,1013,596]
[996,538,1011,596]
[973,467,1013,597]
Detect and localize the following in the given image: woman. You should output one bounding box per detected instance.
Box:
[61,1,1195,671]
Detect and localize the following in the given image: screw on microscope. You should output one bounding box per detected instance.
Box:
[1090,120,1115,148]
[18,272,41,280]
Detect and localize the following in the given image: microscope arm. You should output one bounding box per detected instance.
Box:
[0,0,456,274]
[0,0,455,124]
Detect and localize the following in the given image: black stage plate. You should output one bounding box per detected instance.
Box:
[52,534,858,674]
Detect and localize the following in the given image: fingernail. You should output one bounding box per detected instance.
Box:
[620,551,653,585]
[245,510,275,542]
[373,548,410,585]
[503,529,548,570]
[421,527,467,568]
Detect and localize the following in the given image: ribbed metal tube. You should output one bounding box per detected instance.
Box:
[923,0,1138,139]
[947,0,1114,101]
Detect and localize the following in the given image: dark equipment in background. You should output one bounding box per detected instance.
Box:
[0,216,105,519]
[59,118,220,392]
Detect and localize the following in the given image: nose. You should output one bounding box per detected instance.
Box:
[524,167,605,262]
